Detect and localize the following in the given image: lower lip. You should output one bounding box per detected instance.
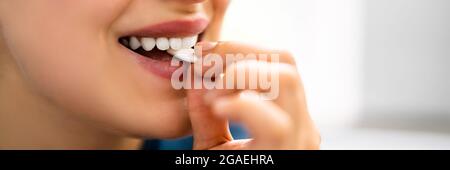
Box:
[124,46,184,80]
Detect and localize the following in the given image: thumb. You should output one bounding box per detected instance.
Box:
[187,88,232,150]
[187,0,232,149]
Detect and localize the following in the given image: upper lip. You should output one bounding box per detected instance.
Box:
[123,18,209,38]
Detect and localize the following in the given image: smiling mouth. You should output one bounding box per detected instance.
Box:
[118,18,207,63]
[119,33,203,62]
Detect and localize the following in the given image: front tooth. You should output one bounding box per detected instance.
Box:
[156,37,170,50]
[141,37,156,51]
[182,36,198,48]
[169,38,182,50]
[129,37,141,50]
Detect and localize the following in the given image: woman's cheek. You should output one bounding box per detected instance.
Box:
[1,0,140,130]
[1,0,193,138]
[3,0,130,80]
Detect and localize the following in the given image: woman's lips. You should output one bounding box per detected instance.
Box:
[125,18,209,38]
[131,49,181,79]
[120,18,209,80]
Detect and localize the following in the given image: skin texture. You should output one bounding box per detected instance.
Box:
[0,0,320,149]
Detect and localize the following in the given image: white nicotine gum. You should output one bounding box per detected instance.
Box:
[168,48,198,63]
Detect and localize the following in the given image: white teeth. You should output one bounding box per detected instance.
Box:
[167,49,197,63]
[156,37,170,50]
[169,38,183,50]
[141,37,156,51]
[129,37,141,50]
[126,35,199,63]
[182,36,198,49]
[127,35,198,51]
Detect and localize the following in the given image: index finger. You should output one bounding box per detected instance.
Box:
[193,41,297,77]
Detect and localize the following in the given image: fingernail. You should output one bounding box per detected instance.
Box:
[196,41,218,51]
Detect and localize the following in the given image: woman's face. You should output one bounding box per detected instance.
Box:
[0,0,226,138]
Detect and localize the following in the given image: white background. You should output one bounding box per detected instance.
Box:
[222,0,450,149]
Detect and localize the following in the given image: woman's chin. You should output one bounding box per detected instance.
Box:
[132,119,192,140]
[122,109,192,140]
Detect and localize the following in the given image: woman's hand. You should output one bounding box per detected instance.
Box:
[187,42,320,150]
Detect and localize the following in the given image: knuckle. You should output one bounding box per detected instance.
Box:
[277,50,297,66]
[301,129,321,150]
[228,95,245,107]
[277,64,301,89]
[309,131,322,149]
[269,117,292,141]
